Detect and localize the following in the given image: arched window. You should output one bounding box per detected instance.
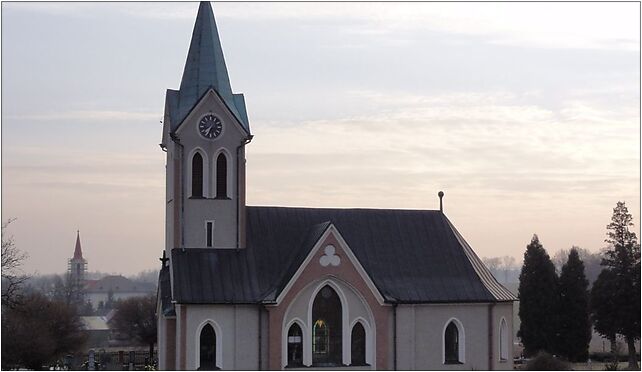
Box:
[350,322,366,366]
[192,152,204,198]
[287,323,303,367]
[499,318,508,361]
[199,324,217,370]
[312,285,342,366]
[215,153,227,199]
[444,321,461,364]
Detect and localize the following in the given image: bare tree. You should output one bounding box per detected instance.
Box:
[1,219,29,308]
[553,247,602,285]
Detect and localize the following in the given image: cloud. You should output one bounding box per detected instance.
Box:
[247,89,639,208]
[5,110,159,122]
[6,3,638,51]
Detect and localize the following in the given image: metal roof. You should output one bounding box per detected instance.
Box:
[158,265,176,316]
[168,206,516,305]
[167,2,250,133]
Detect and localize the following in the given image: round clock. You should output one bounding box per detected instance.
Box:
[198,114,223,139]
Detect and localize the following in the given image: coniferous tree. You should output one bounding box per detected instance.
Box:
[517,234,559,357]
[556,248,591,362]
[593,201,641,369]
[591,269,619,358]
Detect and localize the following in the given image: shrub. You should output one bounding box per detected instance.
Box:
[524,351,571,371]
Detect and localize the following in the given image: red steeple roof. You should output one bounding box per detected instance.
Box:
[73,230,83,260]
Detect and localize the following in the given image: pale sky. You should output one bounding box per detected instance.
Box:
[2,2,640,276]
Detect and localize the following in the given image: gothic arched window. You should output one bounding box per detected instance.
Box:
[312,285,342,366]
[215,153,227,199]
[499,318,508,361]
[192,152,204,198]
[350,322,366,366]
[199,324,217,370]
[444,321,461,364]
[287,323,303,367]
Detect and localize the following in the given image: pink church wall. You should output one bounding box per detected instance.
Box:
[266,232,392,370]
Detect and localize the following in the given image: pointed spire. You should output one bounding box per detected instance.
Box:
[176,2,245,129]
[73,230,83,260]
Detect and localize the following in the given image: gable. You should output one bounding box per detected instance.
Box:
[172,88,249,139]
[275,224,385,306]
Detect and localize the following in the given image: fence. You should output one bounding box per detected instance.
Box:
[64,349,156,370]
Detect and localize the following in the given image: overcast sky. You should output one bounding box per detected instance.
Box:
[2,2,640,276]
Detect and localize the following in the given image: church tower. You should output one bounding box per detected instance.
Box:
[160,2,252,252]
[67,230,87,302]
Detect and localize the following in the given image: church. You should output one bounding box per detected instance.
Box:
[157,2,515,370]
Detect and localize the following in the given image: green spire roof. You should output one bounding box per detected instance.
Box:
[170,2,249,132]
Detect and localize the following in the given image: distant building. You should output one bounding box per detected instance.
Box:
[68,231,87,303]
[85,275,155,309]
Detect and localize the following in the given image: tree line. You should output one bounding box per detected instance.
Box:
[518,201,640,369]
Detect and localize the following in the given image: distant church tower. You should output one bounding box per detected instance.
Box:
[160,2,252,253]
[68,231,87,301]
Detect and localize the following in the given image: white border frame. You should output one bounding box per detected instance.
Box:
[442,317,466,364]
[194,319,223,370]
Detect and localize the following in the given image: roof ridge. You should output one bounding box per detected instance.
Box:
[246,205,441,213]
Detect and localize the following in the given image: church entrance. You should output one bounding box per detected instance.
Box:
[312,285,343,367]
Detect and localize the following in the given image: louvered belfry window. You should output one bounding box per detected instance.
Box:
[192,153,203,198]
[216,153,227,198]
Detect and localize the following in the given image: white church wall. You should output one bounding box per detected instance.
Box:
[396,303,497,370]
[184,304,260,370]
[491,302,514,370]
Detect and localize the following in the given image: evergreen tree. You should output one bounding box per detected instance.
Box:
[517,234,559,357]
[595,201,641,369]
[556,248,591,362]
[591,269,619,357]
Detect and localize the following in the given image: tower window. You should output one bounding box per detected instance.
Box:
[206,221,214,247]
[192,152,204,198]
[215,153,228,199]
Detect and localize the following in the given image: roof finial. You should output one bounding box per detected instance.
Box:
[438,191,444,213]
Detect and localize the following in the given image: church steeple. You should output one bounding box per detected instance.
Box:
[73,230,83,260]
[174,1,249,132]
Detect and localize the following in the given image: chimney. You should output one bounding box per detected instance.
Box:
[438,191,444,212]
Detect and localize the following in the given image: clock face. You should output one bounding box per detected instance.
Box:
[198,114,223,139]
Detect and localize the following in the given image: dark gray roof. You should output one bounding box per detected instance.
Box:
[166,2,250,133]
[168,206,515,305]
